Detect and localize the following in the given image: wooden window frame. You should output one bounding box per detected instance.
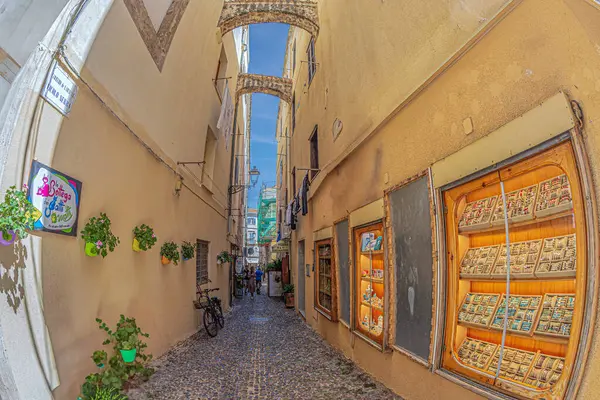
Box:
[292,93,296,133]
[309,125,319,180]
[314,238,338,320]
[213,46,228,102]
[307,37,317,85]
[438,140,592,399]
[292,39,297,73]
[352,220,386,350]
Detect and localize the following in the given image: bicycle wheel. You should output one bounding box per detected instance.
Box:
[215,303,224,328]
[203,308,219,337]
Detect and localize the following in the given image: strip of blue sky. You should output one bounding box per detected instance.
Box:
[247,23,289,208]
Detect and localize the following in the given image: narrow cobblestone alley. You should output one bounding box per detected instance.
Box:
[129,293,401,400]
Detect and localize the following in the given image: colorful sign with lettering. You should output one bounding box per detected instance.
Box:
[27,161,82,236]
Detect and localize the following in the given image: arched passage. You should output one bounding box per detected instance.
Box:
[218,0,319,38]
[236,73,293,104]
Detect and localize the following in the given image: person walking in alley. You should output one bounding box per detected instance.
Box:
[243,266,250,294]
[255,267,264,295]
[248,266,257,299]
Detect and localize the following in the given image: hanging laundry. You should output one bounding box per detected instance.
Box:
[286,201,293,225]
[293,194,301,215]
[301,173,310,215]
[216,86,234,149]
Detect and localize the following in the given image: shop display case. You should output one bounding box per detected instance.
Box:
[315,239,336,319]
[441,142,587,399]
[353,221,385,347]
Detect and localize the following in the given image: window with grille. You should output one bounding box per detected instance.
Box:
[196,240,209,285]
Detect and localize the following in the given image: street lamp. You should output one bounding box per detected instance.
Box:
[228,166,260,195]
[249,165,260,187]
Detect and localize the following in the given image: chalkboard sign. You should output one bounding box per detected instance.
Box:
[335,220,350,325]
[389,176,433,362]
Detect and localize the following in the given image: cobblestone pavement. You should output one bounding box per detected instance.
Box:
[128,292,401,400]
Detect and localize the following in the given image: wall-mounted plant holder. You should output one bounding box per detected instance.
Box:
[160,241,179,265]
[85,242,99,257]
[0,230,16,246]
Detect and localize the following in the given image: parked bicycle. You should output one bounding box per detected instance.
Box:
[195,284,224,337]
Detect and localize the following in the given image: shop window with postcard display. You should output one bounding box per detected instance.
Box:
[315,239,337,319]
[441,141,589,399]
[353,221,385,348]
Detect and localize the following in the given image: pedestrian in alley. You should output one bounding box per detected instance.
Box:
[243,266,250,294]
[248,266,257,299]
[255,267,263,295]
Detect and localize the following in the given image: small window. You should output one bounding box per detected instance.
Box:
[292,94,296,133]
[291,166,297,196]
[196,240,209,285]
[234,157,239,185]
[292,39,297,73]
[307,38,316,84]
[214,47,228,100]
[309,126,319,179]
[315,238,336,319]
[203,127,218,191]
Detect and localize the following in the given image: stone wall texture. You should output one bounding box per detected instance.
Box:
[218,0,319,37]
[236,73,293,104]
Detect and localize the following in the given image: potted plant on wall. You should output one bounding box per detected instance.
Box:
[181,241,196,261]
[160,241,180,265]
[217,250,233,265]
[132,224,156,252]
[80,315,154,399]
[0,185,38,246]
[80,213,120,258]
[283,284,295,308]
[92,350,107,368]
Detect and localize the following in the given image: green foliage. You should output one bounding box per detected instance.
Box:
[91,387,128,400]
[181,241,196,260]
[283,284,295,294]
[132,224,156,251]
[266,259,282,272]
[160,241,180,265]
[81,315,154,400]
[217,250,233,264]
[81,213,120,258]
[92,350,107,366]
[0,185,37,240]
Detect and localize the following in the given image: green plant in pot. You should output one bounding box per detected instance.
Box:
[80,315,153,400]
[283,284,295,308]
[217,250,233,265]
[181,241,196,261]
[80,213,120,258]
[132,224,156,252]
[0,184,38,246]
[92,350,107,368]
[160,241,180,265]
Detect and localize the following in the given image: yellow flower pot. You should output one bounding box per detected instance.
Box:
[161,256,170,265]
[132,238,141,252]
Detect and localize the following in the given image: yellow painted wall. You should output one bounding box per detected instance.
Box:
[38,1,246,398]
[280,0,600,398]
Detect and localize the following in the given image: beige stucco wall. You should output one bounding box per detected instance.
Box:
[281,0,600,398]
[19,1,249,399]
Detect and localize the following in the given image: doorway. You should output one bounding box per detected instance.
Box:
[298,240,306,316]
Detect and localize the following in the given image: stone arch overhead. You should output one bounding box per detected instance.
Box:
[236,73,293,104]
[218,0,319,38]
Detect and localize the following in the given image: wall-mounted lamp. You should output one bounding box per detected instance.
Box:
[174,177,183,196]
